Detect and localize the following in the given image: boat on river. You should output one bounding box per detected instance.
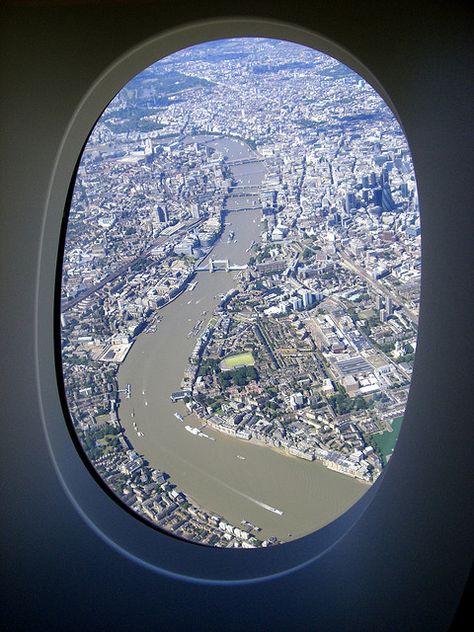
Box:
[185,425,199,435]
[268,506,283,516]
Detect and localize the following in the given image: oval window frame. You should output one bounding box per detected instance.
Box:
[36,17,417,584]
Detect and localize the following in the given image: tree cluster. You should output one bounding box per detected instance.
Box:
[219,366,258,388]
[329,389,369,415]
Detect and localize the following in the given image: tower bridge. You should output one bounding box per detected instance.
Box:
[195,257,248,273]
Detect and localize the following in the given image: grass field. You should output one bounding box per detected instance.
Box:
[221,352,255,370]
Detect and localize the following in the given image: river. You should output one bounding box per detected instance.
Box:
[117,136,367,542]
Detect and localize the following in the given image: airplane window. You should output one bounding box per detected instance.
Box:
[59,37,420,548]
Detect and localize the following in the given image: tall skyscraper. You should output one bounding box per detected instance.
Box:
[381,184,396,212]
[345,191,356,211]
[291,296,303,311]
[298,288,314,309]
[155,206,168,223]
[373,188,383,206]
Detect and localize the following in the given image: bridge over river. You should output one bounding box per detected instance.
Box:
[226,157,265,167]
[195,257,248,273]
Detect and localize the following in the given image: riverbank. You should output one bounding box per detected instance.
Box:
[116,136,367,542]
[194,411,372,484]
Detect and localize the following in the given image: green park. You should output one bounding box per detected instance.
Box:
[220,352,255,371]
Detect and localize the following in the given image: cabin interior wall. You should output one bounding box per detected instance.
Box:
[1,1,473,630]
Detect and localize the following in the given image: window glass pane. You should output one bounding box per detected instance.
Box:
[60,38,420,547]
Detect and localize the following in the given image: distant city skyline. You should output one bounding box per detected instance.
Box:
[61,38,420,546]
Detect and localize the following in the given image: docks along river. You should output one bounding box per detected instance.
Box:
[118,137,367,542]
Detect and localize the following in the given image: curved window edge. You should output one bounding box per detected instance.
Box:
[36,16,417,584]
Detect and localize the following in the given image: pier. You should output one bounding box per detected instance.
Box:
[117,383,131,398]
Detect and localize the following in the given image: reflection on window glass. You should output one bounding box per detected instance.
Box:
[60,38,420,547]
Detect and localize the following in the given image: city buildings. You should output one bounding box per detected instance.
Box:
[60,38,420,546]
